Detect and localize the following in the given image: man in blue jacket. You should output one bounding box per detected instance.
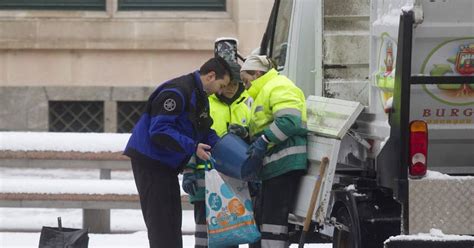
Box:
[124,57,232,248]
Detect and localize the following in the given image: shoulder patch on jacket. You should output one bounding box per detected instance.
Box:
[151,90,184,116]
[163,98,177,111]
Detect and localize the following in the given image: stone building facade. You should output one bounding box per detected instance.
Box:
[0,0,272,132]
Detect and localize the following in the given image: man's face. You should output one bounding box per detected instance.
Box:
[205,72,231,96]
[240,71,258,90]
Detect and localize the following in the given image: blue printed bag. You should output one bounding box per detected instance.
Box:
[205,160,261,247]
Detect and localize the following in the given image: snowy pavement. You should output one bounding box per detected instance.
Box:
[0,207,332,247]
[0,231,332,248]
[0,167,332,247]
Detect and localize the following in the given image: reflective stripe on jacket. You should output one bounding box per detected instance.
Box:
[247,69,308,180]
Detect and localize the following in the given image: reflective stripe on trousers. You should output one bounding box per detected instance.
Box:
[194,202,208,248]
[251,171,304,248]
[261,239,288,248]
[196,178,205,188]
[260,224,289,248]
[194,223,208,247]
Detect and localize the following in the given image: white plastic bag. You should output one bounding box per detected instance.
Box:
[205,168,260,247]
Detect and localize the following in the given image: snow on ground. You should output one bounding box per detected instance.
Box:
[0,231,332,248]
[0,208,194,234]
[1,178,138,195]
[0,167,332,247]
[423,170,473,180]
[0,168,186,196]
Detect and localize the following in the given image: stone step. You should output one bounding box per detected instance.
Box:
[323,32,370,65]
[325,15,370,32]
[324,64,369,80]
[324,0,369,16]
[323,79,369,105]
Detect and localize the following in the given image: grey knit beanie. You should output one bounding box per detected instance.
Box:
[241,55,273,72]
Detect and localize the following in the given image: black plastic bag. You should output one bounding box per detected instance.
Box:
[38,217,89,248]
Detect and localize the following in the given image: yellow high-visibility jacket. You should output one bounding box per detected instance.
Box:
[247,69,308,180]
[209,90,252,137]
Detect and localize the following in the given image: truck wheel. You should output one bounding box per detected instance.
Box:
[332,205,359,248]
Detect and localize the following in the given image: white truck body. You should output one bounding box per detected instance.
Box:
[371,0,474,174]
[260,0,474,239]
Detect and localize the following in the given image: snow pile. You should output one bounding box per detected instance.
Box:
[373,8,403,26]
[343,184,366,197]
[422,170,474,180]
[0,132,130,152]
[424,170,452,179]
[385,228,474,243]
[344,184,356,191]
[400,3,414,13]
[0,178,138,195]
[0,178,187,196]
[372,0,414,27]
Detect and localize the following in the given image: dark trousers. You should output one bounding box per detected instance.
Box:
[250,170,303,248]
[131,158,183,248]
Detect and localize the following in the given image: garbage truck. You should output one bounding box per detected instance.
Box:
[215,0,473,247]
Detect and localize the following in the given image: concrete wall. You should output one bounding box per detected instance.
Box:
[0,0,273,131]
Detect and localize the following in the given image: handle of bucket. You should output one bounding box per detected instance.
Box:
[205,156,216,171]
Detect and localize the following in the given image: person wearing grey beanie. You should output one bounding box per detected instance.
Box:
[240,55,275,91]
[241,55,307,248]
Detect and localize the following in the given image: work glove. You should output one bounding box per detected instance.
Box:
[182,173,198,196]
[228,124,248,139]
[247,135,269,161]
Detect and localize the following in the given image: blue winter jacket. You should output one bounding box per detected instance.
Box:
[124,71,219,170]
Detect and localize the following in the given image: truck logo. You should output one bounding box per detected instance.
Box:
[456,44,474,75]
[384,41,394,75]
[421,39,474,106]
[374,33,397,110]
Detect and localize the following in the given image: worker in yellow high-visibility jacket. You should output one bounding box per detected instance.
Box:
[240,55,307,248]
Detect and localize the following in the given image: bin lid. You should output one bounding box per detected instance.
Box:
[306,96,364,139]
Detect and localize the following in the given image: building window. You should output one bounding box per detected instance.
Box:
[118,0,226,11]
[117,101,146,133]
[0,0,105,11]
[49,101,104,132]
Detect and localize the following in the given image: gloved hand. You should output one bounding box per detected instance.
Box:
[247,135,269,160]
[182,173,198,196]
[228,124,248,139]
